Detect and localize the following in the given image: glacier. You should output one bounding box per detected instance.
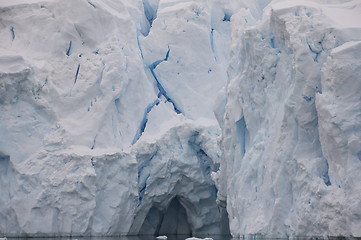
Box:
[0,0,232,236]
[1,0,361,238]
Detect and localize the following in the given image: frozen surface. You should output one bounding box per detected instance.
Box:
[0,0,231,236]
[1,0,361,238]
[214,0,361,237]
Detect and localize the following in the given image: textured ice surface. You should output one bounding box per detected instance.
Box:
[214,0,361,237]
[1,0,361,238]
[0,0,231,236]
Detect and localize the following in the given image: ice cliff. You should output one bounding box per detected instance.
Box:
[1,0,361,238]
[213,0,361,237]
[0,0,231,236]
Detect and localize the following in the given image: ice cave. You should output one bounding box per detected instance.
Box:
[1,0,361,238]
[138,197,192,235]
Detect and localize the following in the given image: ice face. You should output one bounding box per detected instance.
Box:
[214,0,361,237]
[0,0,231,236]
[1,0,361,238]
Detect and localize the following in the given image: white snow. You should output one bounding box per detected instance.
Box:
[1,0,361,238]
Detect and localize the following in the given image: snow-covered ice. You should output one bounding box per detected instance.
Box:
[1,0,361,238]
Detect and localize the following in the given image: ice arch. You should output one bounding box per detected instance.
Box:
[129,125,230,235]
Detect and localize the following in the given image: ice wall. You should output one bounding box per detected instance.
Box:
[0,0,232,236]
[1,0,361,237]
[214,0,361,237]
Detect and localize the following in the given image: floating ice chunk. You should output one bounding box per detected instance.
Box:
[185,237,213,240]
[156,236,167,240]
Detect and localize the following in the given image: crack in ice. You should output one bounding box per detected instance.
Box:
[149,47,182,115]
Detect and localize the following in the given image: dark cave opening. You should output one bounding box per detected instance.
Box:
[139,197,192,236]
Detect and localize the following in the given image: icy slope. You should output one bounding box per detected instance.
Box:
[214,0,361,237]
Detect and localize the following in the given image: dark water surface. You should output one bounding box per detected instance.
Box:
[3,236,231,240]
[3,235,357,240]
